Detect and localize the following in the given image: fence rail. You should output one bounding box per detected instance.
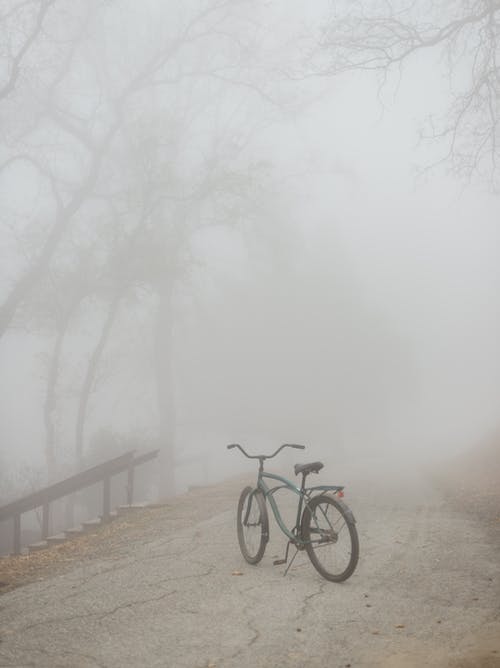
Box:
[0,449,160,555]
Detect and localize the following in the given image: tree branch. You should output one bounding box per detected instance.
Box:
[0,0,56,100]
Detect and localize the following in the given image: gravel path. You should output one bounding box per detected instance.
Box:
[0,462,499,668]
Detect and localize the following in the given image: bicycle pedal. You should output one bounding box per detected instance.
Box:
[273,559,287,565]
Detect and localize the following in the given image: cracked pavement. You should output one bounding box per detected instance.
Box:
[0,459,499,667]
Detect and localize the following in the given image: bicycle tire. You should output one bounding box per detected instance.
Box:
[236,486,269,564]
[301,493,359,582]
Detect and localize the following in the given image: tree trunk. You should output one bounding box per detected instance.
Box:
[75,291,122,470]
[0,127,117,338]
[154,282,176,497]
[43,319,67,482]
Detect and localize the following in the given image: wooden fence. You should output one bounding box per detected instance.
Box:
[0,449,159,555]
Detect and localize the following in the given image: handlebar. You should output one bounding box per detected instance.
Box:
[227,443,305,460]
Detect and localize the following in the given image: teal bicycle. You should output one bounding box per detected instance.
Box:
[227,443,359,582]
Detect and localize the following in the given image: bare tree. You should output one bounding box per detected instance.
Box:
[18,242,99,480]
[72,209,154,470]
[0,0,56,101]
[42,277,87,481]
[313,0,500,188]
[0,1,97,336]
[0,0,278,337]
[1,0,302,498]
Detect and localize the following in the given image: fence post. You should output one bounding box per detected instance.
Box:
[127,463,134,505]
[102,475,111,521]
[13,514,21,555]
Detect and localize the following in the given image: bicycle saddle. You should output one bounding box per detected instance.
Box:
[294,461,324,476]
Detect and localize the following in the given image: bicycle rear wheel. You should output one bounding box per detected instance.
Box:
[236,486,269,564]
[301,494,359,582]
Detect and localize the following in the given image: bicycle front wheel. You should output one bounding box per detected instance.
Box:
[301,494,359,582]
[236,486,268,564]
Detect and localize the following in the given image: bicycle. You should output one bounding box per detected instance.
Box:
[227,443,359,582]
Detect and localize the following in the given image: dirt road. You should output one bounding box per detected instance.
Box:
[0,460,499,667]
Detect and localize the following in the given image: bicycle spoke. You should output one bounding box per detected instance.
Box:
[302,495,358,581]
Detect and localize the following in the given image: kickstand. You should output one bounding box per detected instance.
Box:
[273,541,299,576]
[283,546,299,576]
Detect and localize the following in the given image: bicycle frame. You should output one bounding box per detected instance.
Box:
[257,469,344,546]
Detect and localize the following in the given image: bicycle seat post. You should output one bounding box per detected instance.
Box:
[300,472,307,491]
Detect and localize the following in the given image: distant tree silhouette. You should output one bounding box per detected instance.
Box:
[313,0,500,189]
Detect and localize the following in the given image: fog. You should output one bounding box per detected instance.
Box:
[1,0,499,504]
